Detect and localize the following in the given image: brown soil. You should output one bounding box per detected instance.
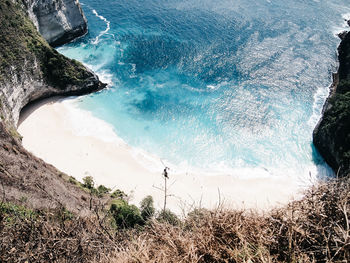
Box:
[0,119,98,216]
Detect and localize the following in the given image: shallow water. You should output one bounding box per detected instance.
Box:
[58,0,350,180]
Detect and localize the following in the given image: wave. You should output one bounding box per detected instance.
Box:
[91,9,111,45]
[308,79,332,128]
[57,0,345,187]
[331,12,350,36]
[58,96,332,188]
[342,12,350,22]
[85,65,114,86]
[60,97,125,145]
[310,12,350,134]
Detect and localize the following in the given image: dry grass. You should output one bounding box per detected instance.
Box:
[0,205,116,263]
[1,176,349,263]
[113,210,272,263]
[112,176,350,263]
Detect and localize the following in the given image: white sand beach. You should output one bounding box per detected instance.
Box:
[18,97,310,215]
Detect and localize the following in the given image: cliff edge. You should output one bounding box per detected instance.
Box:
[0,0,105,214]
[313,29,350,177]
[24,0,88,47]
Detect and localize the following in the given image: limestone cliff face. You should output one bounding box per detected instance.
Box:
[0,0,105,213]
[0,0,104,126]
[24,0,87,47]
[313,30,350,177]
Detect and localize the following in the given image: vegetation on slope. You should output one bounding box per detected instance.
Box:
[1,175,349,262]
[0,0,106,215]
[318,91,350,174]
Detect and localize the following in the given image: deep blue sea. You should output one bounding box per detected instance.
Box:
[58,0,350,179]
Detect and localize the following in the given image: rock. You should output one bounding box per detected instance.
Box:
[338,31,348,40]
[24,0,87,47]
[0,0,105,125]
[313,31,350,177]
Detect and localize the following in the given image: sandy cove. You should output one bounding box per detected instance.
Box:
[18,97,307,215]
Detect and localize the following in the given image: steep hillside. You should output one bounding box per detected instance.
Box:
[313,29,350,177]
[0,0,105,214]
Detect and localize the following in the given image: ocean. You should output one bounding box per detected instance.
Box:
[58,0,350,180]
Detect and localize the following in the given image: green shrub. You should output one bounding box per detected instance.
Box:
[110,199,144,229]
[82,176,94,189]
[110,189,127,199]
[0,202,36,224]
[319,91,350,174]
[97,185,111,196]
[157,209,180,226]
[140,195,155,221]
[68,176,79,185]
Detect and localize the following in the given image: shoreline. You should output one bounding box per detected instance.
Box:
[18,97,311,214]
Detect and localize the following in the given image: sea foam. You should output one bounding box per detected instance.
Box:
[61,96,332,184]
[56,0,348,184]
[60,97,125,145]
[91,9,111,44]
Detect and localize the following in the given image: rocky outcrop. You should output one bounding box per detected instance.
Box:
[1,51,104,125]
[0,0,105,213]
[23,0,87,47]
[313,29,350,177]
[0,0,105,125]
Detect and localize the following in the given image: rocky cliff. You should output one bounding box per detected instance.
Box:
[313,29,350,177]
[0,0,104,125]
[0,0,105,213]
[23,0,88,47]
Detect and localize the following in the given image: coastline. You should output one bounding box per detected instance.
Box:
[18,97,310,214]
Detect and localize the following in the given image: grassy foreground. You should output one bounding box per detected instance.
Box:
[1,175,349,263]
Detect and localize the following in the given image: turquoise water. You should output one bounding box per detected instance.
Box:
[58,0,350,178]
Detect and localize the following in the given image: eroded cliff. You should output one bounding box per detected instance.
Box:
[0,0,105,213]
[23,0,87,47]
[0,0,104,125]
[313,29,350,177]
